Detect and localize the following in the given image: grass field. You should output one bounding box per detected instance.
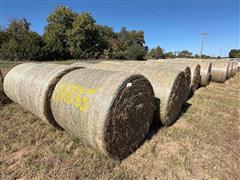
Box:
[0,61,240,179]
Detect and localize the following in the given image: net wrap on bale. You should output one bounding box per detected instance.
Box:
[71,62,188,126]
[3,63,81,127]
[51,68,155,160]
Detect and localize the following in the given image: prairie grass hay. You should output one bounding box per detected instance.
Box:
[51,68,155,160]
[71,62,188,126]
[3,63,81,127]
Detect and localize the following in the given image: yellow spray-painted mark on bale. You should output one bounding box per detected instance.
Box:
[53,83,96,112]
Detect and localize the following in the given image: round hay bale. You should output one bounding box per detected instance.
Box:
[143,62,191,101]
[3,63,81,127]
[210,61,229,83]
[51,69,155,160]
[195,61,212,86]
[145,60,201,91]
[71,62,188,126]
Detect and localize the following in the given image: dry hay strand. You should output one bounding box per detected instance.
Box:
[210,61,229,83]
[50,68,155,160]
[3,63,81,127]
[71,62,188,126]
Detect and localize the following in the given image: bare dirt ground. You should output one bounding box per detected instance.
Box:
[0,62,239,179]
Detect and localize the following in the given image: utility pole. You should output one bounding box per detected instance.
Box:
[199,32,208,59]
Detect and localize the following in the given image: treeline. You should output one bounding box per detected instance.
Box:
[229,49,240,58]
[0,6,229,61]
[0,6,149,61]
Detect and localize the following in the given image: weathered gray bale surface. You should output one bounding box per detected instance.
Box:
[210,61,229,83]
[71,62,188,126]
[143,62,191,101]
[146,60,200,92]
[147,59,213,86]
[3,63,81,127]
[51,69,155,160]
[114,60,191,94]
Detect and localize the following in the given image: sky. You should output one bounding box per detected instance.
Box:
[0,0,239,57]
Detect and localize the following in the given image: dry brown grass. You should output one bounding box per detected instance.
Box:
[0,61,239,179]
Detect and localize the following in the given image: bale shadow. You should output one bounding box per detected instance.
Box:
[180,102,192,115]
[146,98,163,140]
[188,89,196,99]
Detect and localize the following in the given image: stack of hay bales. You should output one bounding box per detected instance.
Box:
[71,62,189,126]
[4,63,156,160]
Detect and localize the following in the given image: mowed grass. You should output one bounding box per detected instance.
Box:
[0,61,240,179]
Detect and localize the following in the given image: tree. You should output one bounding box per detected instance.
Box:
[43,6,76,59]
[0,27,9,48]
[229,49,240,58]
[178,50,193,58]
[125,44,147,60]
[67,12,104,59]
[148,46,165,59]
[194,54,199,59]
[165,51,175,58]
[97,25,117,58]
[0,19,44,61]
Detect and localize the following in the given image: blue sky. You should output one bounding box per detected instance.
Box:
[0,0,239,56]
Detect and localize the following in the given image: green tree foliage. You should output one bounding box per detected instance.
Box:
[0,27,9,48]
[97,26,147,59]
[43,6,76,59]
[194,54,199,59]
[148,46,165,59]
[0,19,44,60]
[229,49,240,58]
[67,13,105,59]
[165,51,175,58]
[200,54,212,59]
[178,50,193,58]
[0,6,148,61]
[125,44,147,60]
[97,25,117,59]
